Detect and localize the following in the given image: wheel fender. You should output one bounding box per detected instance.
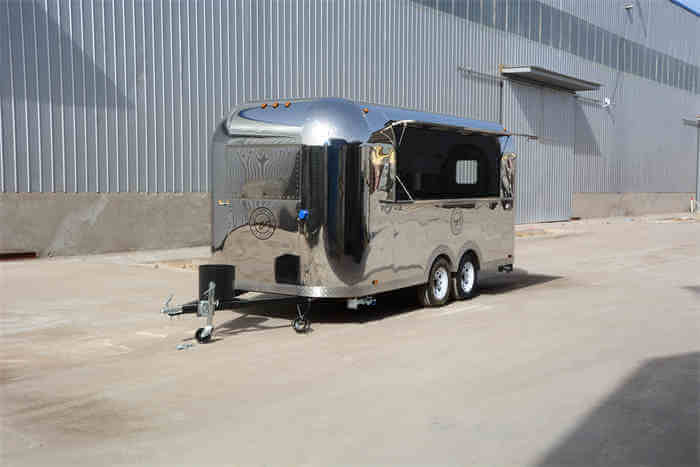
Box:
[456,241,483,270]
[424,245,458,281]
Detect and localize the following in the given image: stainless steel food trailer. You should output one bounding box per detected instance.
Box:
[162,98,517,341]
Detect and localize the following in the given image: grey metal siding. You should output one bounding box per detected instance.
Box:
[1,1,698,224]
[0,0,500,193]
[504,80,575,223]
[574,97,619,193]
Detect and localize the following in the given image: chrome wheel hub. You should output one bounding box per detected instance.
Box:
[460,262,475,292]
[432,267,449,300]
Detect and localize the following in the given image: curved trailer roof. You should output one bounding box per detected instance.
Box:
[224,98,510,145]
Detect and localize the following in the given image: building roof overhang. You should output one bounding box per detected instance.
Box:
[499,65,601,92]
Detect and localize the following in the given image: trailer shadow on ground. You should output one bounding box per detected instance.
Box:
[211,271,561,337]
[478,269,562,295]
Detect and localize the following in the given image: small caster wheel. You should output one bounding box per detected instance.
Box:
[292,317,309,333]
[195,327,211,343]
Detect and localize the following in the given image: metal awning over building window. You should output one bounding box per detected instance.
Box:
[499,65,601,92]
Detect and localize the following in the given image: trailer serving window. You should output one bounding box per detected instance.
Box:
[393,127,502,201]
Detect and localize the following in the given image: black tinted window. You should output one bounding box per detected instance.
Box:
[395,129,501,200]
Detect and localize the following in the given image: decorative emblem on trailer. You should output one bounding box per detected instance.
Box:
[249,207,277,240]
[450,208,464,235]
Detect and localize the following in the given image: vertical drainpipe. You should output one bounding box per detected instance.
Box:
[499,80,504,126]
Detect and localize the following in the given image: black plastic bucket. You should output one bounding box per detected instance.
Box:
[198,264,235,302]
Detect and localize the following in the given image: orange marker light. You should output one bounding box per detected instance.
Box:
[261,103,267,109]
[362,107,369,114]
[272,102,279,108]
[285,101,291,108]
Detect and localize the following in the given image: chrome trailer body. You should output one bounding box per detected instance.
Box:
[211,98,516,299]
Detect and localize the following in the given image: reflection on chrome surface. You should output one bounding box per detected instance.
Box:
[211,98,516,298]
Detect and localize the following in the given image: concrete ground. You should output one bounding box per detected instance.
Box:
[1,214,698,466]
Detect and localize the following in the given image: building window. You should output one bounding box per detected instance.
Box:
[483,0,494,26]
[639,45,648,77]
[679,62,686,90]
[619,38,626,72]
[519,0,531,39]
[602,30,611,67]
[551,7,561,48]
[436,0,452,14]
[577,20,586,58]
[627,40,634,74]
[593,26,603,64]
[530,1,540,42]
[558,10,567,51]
[541,4,551,46]
[507,0,518,34]
[635,43,642,76]
[584,22,594,61]
[469,0,481,24]
[570,16,579,56]
[419,0,698,95]
[494,0,506,30]
[454,0,468,19]
[588,23,597,62]
[660,54,667,84]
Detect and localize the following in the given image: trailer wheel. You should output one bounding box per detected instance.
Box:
[417,283,431,307]
[417,257,452,307]
[452,252,479,300]
[195,327,211,343]
[292,317,310,333]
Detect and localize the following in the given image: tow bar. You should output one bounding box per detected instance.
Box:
[161,265,315,343]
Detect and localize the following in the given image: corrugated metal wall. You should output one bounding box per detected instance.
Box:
[573,96,619,193]
[0,0,502,194]
[504,80,575,223]
[1,0,698,223]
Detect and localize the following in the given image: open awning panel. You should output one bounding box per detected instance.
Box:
[389,120,511,137]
